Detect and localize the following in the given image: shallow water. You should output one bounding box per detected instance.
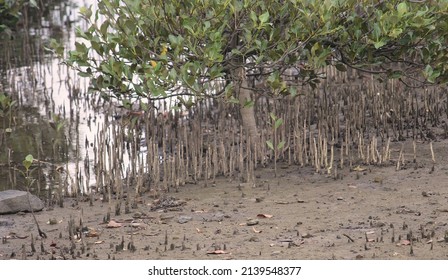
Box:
[0,0,100,194]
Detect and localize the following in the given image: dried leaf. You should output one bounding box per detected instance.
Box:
[257,214,273,218]
[252,227,262,233]
[94,240,105,244]
[130,222,143,228]
[196,228,202,233]
[352,165,367,172]
[86,230,100,238]
[106,220,122,228]
[399,240,411,246]
[207,250,228,255]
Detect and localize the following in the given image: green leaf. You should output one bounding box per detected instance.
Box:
[244,100,254,108]
[335,63,347,72]
[374,40,386,49]
[389,28,403,38]
[397,2,408,17]
[259,12,269,25]
[250,10,258,24]
[277,141,285,150]
[29,0,38,8]
[23,154,34,171]
[227,96,240,104]
[266,140,274,150]
[274,118,283,129]
[79,6,92,19]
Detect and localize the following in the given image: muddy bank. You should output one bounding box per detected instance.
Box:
[1,138,448,260]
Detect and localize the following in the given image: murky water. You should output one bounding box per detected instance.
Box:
[0,0,101,194]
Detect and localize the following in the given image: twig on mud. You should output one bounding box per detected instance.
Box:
[27,190,47,239]
[343,233,355,243]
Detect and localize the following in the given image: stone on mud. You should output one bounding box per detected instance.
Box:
[0,190,44,214]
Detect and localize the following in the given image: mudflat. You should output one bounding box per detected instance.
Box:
[1,138,448,260]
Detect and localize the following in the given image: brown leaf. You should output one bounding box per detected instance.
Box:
[86,230,100,238]
[130,222,144,228]
[257,214,273,218]
[352,165,367,172]
[252,227,262,233]
[207,250,228,255]
[106,220,122,228]
[94,240,105,244]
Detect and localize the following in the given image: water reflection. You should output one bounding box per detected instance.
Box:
[0,0,99,195]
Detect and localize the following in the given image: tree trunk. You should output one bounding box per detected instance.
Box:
[234,66,258,141]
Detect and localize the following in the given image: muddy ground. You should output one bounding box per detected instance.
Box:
[1,138,448,260]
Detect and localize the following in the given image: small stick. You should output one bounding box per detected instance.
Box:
[413,140,417,163]
[343,233,354,243]
[430,141,435,164]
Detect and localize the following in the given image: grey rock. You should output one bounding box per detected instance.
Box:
[178,215,192,224]
[0,190,44,215]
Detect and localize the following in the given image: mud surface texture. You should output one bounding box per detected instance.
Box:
[1,138,448,260]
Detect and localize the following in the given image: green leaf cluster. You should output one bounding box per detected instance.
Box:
[56,0,448,104]
[0,0,38,36]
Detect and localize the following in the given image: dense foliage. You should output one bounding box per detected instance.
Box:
[0,0,38,36]
[53,0,448,135]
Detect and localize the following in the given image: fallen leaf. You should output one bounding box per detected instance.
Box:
[196,228,202,233]
[94,240,105,244]
[398,240,411,246]
[352,165,366,172]
[252,227,262,233]
[207,250,228,255]
[257,214,273,218]
[86,230,100,238]
[106,220,122,228]
[130,223,143,228]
